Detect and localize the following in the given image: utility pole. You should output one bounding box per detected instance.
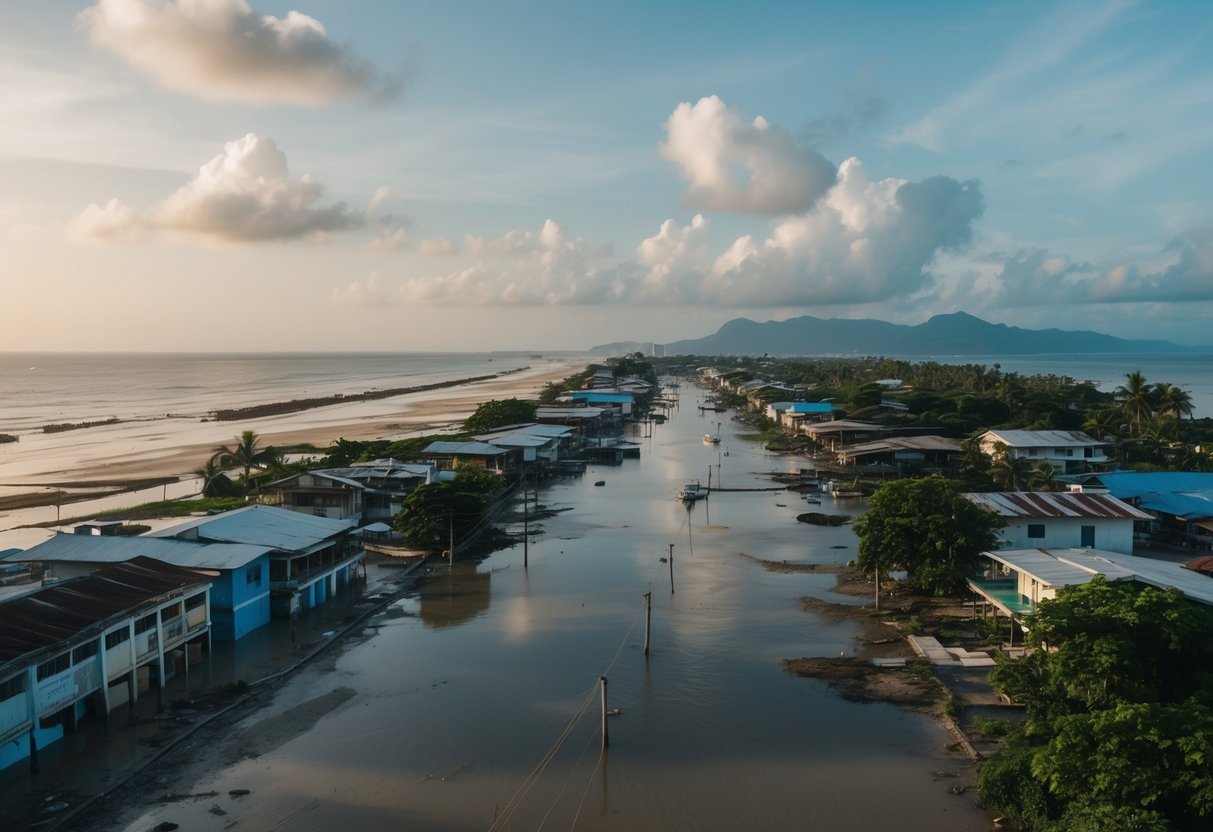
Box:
[599,676,609,750]
[643,592,652,656]
[448,513,454,567]
[523,476,529,570]
[874,555,880,612]
[668,543,675,595]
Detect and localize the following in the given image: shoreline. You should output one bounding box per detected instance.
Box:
[0,361,581,512]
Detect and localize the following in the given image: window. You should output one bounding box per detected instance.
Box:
[105,629,130,650]
[1084,447,1095,458]
[0,674,24,702]
[246,565,262,586]
[72,641,98,663]
[37,652,70,681]
[1027,524,1046,539]
[185,593,205,611]
[134,613,157,634]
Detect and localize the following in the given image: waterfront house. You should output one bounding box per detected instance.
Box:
[766,401,835,427]
[836,435,962,471]
[978,429,1110,474]
[0,557,211,772]
[968,547,1213,626]
[565,391,635,416]
[149,505,363,620]
[535,406,607,437]
[799,419,888,450]
[472,429,563,470]
[5,533,272,641]
[421,440,514,474]
[1090,471,1213,550]
[266,459,437,523]
[963,491,1151,554]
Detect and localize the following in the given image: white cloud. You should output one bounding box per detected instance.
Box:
[363,227,407,254]
[633,214,711,303]
[68,198,146,242]
[69,133,363,243]
[702,158,983,305]
[367,186,391,216]
[661,95,836,214]
[418,237,459,256]
[79,0,397,105]
[331,271,393,307]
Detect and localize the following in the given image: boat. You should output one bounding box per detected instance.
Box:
[677,481,708,502]
[831,490,864,499]
[703,433,721,444]
[802,495,822,504]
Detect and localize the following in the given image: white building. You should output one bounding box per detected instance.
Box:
[963,491,1152,554]
[979,429,1111,474]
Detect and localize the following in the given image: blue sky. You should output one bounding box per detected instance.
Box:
[3,0,1213,351]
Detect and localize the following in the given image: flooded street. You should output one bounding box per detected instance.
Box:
[100,387,987,831]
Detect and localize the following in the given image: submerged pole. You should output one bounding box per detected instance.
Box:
[523,476,529,570]
[599,676,609,750]
[643,592,652,656]
[668,543,675,595]
[448,513,454,567]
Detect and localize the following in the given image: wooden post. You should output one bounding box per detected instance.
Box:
[448,513,454,567]
[874,556,880,613]
[599,676,609,750]
[668,543,675,595]
[523,477,529,570]
[643,592,651,656]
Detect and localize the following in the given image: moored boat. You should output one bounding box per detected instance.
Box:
[677,481,708,501]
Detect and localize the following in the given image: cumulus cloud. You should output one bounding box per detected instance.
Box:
[331,271,393,306]
[661,96,836,214]
[633,215,711,303]
[363,227,407,254]
[79,0,398,105]
[68,198,146,242]
[418,237,459,257]
[69,133,363,243]
[702,158,983,305]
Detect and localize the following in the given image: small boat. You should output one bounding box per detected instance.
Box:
[802,495,822,504]
[703,433,721,444]
[677,481,708,502]
[831,490,864,499]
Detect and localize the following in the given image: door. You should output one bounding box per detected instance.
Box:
[1081,525,1095,547]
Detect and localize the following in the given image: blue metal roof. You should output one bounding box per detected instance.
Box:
[422,441,508,456]
[151,505,357,553]
[568,392,634,403]
[1098,472,1213,498]
[7,533,271,570]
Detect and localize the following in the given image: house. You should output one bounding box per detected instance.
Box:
[1093,471,1213,550]
[963,491,1152,554]
[968,547,1213,625]
[765,401,835,425]
[5,533,273,641]
[0,557,211,772]
[565,391,635,416]
[800,420,888,450]
[420,440,515,473]
[149,505,362,619]
[836,435,962,470]
[979,429,1110,474]
[266,459,436,523]
[535,406,607,436]
[472,429,563,469]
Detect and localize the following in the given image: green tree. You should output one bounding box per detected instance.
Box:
[988,441,1034,490]
[1029,461,1061,491]
[394,465,504,549]
[1117,370,1154,433]
[463,398,538,433]
[1156,382,1195,421]
[852,477,1003,595]
[194,457,236,497]
[212,430,281,485]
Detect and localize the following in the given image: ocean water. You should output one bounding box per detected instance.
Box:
[0,352,547,434]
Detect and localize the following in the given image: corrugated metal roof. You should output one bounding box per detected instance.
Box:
[803,420,886,434]
[1098,471,1213,499]
[567,392,634,403]
[982,429,1105,448]
[986,547,1213,606]
[842,435,961,456]
[7,533,271,570]
[151,505,356,552]
[964,491,1152,520]
[422,441,509,456]
[0,556,211,666]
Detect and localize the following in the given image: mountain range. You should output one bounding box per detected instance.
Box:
[591,312,1196,356]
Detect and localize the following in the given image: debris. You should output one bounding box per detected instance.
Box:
[594,480,605,486]
[209,804,228,816]
[228,789,251,797]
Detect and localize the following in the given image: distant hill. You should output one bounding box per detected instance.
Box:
[609,312,1194,357]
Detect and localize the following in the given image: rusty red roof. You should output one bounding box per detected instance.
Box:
[962,491,1153,520]
[0,556,211,668]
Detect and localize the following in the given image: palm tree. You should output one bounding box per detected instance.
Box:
[194,457,235,497]
[1082,407,1123,442]
[1116,370,1153,432]
[988,442,1034,491]
[213,430,281,485]
[1156,382,1194,421]
[1029,462,1061,492]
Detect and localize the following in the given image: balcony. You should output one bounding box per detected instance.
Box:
[968,577,1035,616]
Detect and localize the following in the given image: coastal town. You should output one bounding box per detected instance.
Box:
[2,352,1213,830]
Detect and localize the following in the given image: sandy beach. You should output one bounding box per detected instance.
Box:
[0,360,583,518]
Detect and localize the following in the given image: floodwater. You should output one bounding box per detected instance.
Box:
[100,385,987,831]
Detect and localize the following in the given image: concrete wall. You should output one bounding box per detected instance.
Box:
[999,517,1134,554]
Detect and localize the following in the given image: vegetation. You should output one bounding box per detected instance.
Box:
[0,433,16,444]
[211,430,282,486]
[393,465,505,550]
[852,477,1004,595]
[980,578,1213,831]
[323,434,466,467]
[463,398,538,433]
[78,497,248,523]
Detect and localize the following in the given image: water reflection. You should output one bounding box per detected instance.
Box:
[416,566,492,629]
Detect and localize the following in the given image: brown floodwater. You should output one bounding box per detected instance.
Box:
[91,383,989,831]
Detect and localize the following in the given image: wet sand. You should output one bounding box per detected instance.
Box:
[0,361,581,498]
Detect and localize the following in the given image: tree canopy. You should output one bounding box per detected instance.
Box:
[980,578,1213,831]
[463,398,537,433]
[851,477,1003,595]
[394,466,504,550]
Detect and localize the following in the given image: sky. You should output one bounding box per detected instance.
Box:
[3,0,1213,352]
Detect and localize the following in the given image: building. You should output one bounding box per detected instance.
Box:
[565,391,635,416]
[266,459,437,523]
[149,505,363,620]
[765,401,835,426]
[835,435,962,470]
[1092,471,1213,551]
[979,429,1110,474]
[5,533,273,641]
[963,491,1152,554]
[799,420,888,450]
[968,547,1213,624]
[0,557,211,772]
[420,440,515,474]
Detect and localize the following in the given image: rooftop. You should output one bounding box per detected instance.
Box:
[150,505,357,552]
[5,533,272,570]
[963,491,1152,520]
